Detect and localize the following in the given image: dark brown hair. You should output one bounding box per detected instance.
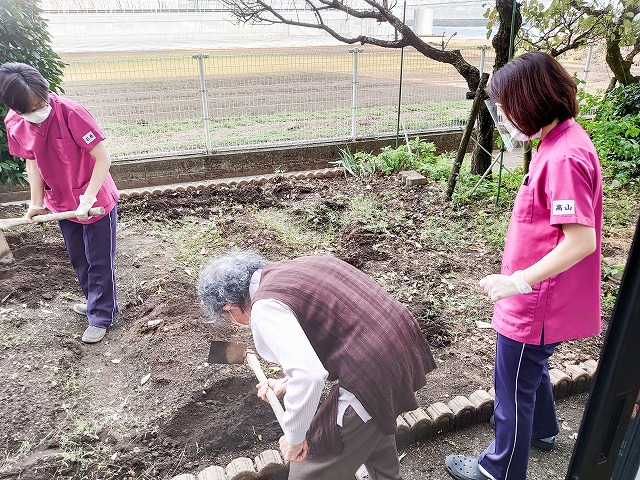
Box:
[487,52,578,136]
[0,62,50,114]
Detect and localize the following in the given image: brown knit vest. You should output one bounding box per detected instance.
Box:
[252,255,436,457]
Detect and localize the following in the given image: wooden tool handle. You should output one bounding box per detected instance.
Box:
[32,207,106,223]
[0,207,106,229]
[246,352,285,430]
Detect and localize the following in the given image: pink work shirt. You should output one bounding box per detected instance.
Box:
[5,93,119,224]
[493,118,603,345]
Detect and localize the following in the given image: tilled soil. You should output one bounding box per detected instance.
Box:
[0,174,630,480]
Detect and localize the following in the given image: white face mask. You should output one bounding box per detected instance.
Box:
[20,104,51,124]
[504,119,541,142]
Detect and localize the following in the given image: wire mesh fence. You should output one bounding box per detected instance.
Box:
[58,45,622,161]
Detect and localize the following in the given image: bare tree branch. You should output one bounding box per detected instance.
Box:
[220,0,481,90]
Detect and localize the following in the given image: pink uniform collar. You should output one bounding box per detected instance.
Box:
[539,118,575,148]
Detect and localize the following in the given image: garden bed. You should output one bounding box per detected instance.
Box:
[0,173,634,479]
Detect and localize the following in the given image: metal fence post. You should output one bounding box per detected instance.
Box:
[193,53,212,153]
[350,48,362,141]
[583,45,594,87]
[479,45,488,78]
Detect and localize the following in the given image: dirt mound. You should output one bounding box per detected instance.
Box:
[411,299,452,348]
[162,376,282,456]
[0,228,78,306]
[339,224,390,268]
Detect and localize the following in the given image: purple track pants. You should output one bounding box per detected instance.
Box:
[478,333,560,480]
[59,205,118,329]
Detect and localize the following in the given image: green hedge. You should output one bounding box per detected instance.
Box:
[0,0,65,185]
[578,84,640,184]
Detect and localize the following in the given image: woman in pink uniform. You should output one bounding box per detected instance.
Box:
[0,62,119,344]
[445,52,603,480]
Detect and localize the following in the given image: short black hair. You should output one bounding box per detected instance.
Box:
[487,52,578,136]
[0,62,50,114]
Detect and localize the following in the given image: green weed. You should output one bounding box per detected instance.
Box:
[254,209,333,249]
[55,417,114,475]
[343,195,392,233]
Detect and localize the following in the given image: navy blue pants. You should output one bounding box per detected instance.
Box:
[59,205,118,329]
[478,333,560,480]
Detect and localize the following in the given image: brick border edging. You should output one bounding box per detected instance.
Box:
[0,168,345,209]
[117,168,344,201]
[170,361,597,480]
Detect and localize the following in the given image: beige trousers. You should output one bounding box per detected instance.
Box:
[289,407,402,480]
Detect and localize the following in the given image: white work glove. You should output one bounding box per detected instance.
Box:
[75,194,97,221]
[279,436,308,463]
[25,204,47,222]
[256,377,288,401]
[479,270,532,302]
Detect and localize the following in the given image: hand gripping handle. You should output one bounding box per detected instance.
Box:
[246,351,285,431]
[0,207,106,229]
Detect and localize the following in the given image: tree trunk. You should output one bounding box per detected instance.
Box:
[468,0,523,175]
[606,37,640,86]
[470,104,494,174]
[447,73,490,199]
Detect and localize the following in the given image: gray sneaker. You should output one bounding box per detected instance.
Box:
[81,326,107,343]
[532,436,557,451]
[73,303,88,316]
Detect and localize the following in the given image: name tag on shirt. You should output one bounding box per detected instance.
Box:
[82,131,96,144]
[553,200,575,215]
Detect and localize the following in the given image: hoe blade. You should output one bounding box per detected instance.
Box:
[207,340,247,365]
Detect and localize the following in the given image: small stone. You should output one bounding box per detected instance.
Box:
[140,373,151,386]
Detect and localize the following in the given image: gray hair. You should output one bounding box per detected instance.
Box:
[197,250,267,323]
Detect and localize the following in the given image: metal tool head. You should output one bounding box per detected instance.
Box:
[207,340,248,364]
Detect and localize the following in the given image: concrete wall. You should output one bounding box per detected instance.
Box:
[0,130,464,203]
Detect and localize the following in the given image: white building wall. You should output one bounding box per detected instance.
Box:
[45,11,403,52]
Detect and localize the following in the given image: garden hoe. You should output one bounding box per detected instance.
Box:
[208,340,285,429]
[0,207,105,264]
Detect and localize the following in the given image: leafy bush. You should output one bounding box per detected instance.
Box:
[606,83,640,117]
[0,0,65,185]
[333,137,528,206]
[332,138,445,178]
[578,85,640,184]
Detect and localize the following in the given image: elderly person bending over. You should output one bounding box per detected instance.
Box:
[198,251,436,480]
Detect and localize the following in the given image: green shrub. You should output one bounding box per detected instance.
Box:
[606,83,640,117]
[0,0,65,185]
[578,85,640,184]
[332,138,443,178]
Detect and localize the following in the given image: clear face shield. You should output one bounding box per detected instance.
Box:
[484,99,522,152]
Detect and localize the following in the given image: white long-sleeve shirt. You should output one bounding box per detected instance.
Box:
[249,270,371,445]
